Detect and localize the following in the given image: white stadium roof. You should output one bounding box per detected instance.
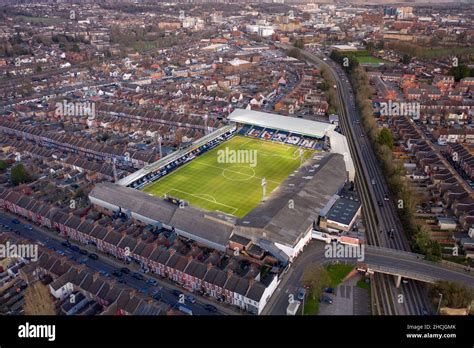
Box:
[228,109,354,180]
[228,109,335,139]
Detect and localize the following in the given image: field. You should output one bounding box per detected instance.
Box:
[142,136,315,218]
[354,56,385,64]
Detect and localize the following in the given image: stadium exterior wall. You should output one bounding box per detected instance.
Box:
[274,226,313,262]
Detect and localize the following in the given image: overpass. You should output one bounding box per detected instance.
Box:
[362,245,474,288]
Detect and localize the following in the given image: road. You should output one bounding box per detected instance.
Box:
[0,212,240,316]
[273,43,433,315]
[307,49,432,315]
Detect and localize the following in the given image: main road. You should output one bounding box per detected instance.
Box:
[275,43,433,315]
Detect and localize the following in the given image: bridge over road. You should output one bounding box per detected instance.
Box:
[363,246,474,288]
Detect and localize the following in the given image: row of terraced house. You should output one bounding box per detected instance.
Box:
[0,187,278,315]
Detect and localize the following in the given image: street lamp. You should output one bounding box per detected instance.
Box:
[436,292,443,315]
[203,114,208,135]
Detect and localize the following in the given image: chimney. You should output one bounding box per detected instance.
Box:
[227,269,233,279]
[207,262,213,271]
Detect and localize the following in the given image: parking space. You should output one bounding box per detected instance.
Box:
[318,275,370,315]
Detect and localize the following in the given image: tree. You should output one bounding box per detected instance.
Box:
[429,281,473,309]
[401,54,411,65]
[378,128,394,149]
[293,38,305,49]
[448,64,473,82]
[0,160,7,170]
[11,163,30,186]
[71,43,80,53]
[413,226,441,261]
[365,41,375,53]
[301,264,331,301]
[288,48,302,60]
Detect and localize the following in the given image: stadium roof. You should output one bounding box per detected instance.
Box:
[233,153,348,246]
[228,109,335,139]
[325,196,361,227]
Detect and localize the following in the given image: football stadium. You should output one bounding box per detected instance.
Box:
[89,109,355,263]
[141,135,315,218]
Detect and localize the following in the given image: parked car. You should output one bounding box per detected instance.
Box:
[117,279,127,284]
[61,241,71,248]
[323,287,335,294]
[177,304,193,316]
[11,219,20,224]
[297,288,306,301]
[172,290,182,297]
[70,245,80,252]
[146,278,157,286]
[120,267,130,274]
[78,257,88,265]
[88,253,99,260]
[186,295,196,304]
[319,295,333,304]
[112,270,123,277]
[204,304,217,312]
[79,249,88,255]
[56,249,65,256]
[138,287,148,294]
[132,272,144,281]
[99,270,109,277]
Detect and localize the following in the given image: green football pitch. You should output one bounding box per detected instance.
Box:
[142,136,315,218]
